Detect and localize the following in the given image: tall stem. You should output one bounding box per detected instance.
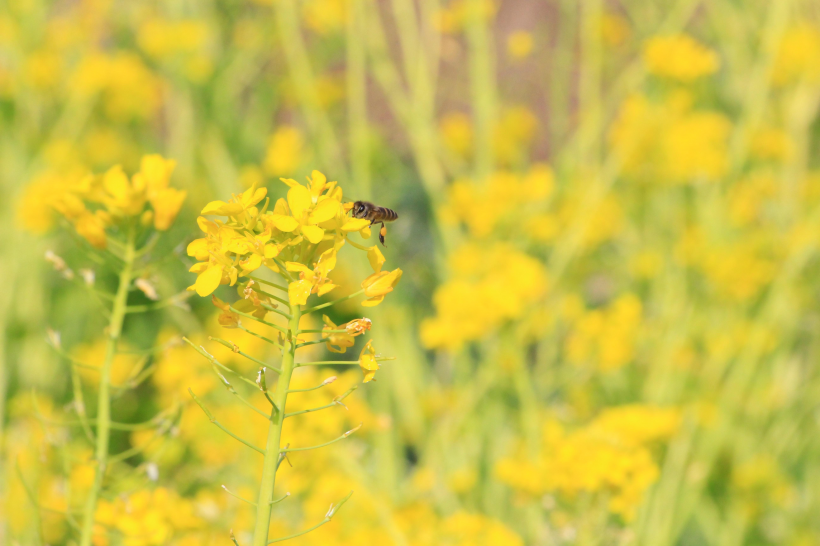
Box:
[78,227,136,546]
[252,302,301,545]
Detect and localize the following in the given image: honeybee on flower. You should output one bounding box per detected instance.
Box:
[187,170,402,309]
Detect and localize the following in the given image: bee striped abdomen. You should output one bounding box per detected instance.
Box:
[379,207,399,222]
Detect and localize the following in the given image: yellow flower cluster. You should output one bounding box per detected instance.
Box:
[187,171,401,305]
[610,91,731,182]
[445,165,554,237]
[676,228,778,302]
[439,107,540,166]
[73,52,162,122]
[643,33,720,82]
[137,18,214,83]
[421,243,547,349]
[564,294,643,371]
[433,0,497,34]
[94,488,206,545]
[496,405,680,520]
[772,24,820,86]
[263,126,305,176]
[44,154,185,248]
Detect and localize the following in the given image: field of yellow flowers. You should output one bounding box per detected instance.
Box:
[3,0,820,544]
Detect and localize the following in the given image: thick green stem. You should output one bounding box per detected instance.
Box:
[252,302,301,545]
[78,228,136,546]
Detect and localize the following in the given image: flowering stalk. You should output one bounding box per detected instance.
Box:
[186,171,401,543]
[41,155,186,545]
[77,225,136,546]
[251,303,300,545]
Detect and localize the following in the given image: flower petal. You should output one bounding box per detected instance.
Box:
[287,185,312,218]
[288,279,313,306]
[196,265,223,297]
[300,224,325,244]
[367,245,385,273]
[308,198,340,224]
[341,218,371,232]
[271,214,299,232]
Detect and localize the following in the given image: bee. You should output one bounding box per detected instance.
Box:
[350,201,399,246]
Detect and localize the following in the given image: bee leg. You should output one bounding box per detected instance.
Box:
[378,223,387,247]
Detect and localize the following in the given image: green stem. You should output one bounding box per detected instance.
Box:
[252,302,302,545]
[303,289,366,314]
[247,275,288,293]
[281,423,362,452]
[267,491,353,544]
[78,226,136,546]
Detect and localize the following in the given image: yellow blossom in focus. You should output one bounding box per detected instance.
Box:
[643,33,719,82]
[322,315,355,353]
[361,268,403,306]
[358,339,379,382]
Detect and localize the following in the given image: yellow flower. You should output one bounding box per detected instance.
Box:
[200,182,267,218]
[358,339,379,382]
[507,31,533,60]
[102,164,147,217]
[361,268,403,306]
[322,315,355,353]
[440,112,473,158]
[272,171,353,245]
[285,244,341,305]
[643,34,719,82]
[322,316,372,353]
[772,24,820,86]
[135,154,186,230]
[187,217,243,296]
[263,126,304,176]
[493,106,537,166]
[74,211,109,249]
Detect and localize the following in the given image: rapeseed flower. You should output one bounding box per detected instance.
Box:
[43,154,185,248]
[643,34,719,82]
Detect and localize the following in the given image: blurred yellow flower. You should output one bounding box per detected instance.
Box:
[610,92,731,182]
[263,126,304,176]
[643,33,720,82]
[565,294,642,371]
[507,30,533,60]
[601,12,631,47]
[303,0,348,35]
[493,106,538,166]
[772,24,820,86]
[440,112,473,158]
[497,407,678,521]
[421,243,547,349]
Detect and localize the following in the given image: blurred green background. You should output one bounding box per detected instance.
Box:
[2,0,820,544]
